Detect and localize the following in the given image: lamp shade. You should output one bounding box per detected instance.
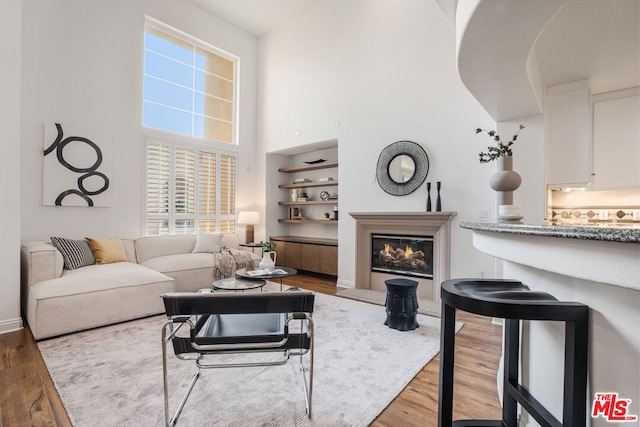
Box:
[237,211,260,225]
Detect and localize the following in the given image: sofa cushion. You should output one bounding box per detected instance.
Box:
[121,239,137,263]
[141,253,215,293]
[49,237,95,270]
[86,237,128,264]
[141,251,260,293]
[135,235,197,264]
[30,262,173,299]
[134,234,242,264]
[27,262,174,340]
[141,253,214,274]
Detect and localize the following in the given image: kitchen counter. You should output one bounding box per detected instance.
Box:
[461,221,640,426]
[460,221,640,243]
[461,221,640,291]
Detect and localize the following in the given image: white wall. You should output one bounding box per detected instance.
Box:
[258,0,515,286]
[0,0,23,333]
[20,0,259,244]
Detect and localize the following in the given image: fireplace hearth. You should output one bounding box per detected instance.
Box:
[371,234,433,279]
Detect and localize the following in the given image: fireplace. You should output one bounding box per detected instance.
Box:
[346,212,457,316]
[371,234,433,279]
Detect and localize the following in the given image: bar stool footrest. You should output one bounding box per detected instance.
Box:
[507,383,561,427]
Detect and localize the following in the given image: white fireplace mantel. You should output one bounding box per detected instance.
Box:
[342,212,457,316]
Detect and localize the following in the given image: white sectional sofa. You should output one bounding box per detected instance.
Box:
[21,233,258,340]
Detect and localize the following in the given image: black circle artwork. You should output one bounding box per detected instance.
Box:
[376,140,429,196]
[44,123,110,206]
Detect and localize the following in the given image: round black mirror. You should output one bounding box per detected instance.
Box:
[376,141,429,196]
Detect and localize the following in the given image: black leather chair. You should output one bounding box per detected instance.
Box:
[161,290,315,427]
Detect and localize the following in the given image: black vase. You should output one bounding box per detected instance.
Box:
[426,182,432,212]
[436,181,442,212]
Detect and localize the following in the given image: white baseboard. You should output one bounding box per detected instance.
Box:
[492,317,504,326]
[0,317,23,335]
[336,278,354,290]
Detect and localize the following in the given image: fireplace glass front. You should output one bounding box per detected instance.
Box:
[371,234,434,279]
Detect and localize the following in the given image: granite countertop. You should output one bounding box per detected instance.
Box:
[460,221,640,244]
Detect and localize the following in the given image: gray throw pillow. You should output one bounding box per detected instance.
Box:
[50,237,96,270]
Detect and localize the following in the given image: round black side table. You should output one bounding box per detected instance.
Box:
[383,278,419,331]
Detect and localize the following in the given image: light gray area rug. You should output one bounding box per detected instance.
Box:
[38,293,447,426]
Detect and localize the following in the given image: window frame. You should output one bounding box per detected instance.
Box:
[143,16,240,145]
[141,17,240,236]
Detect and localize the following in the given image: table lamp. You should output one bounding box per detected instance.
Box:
[237,211,259,244]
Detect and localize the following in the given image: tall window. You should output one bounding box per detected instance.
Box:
[143,18,238,235]
[143,20,237,143]
[145,140,237,235]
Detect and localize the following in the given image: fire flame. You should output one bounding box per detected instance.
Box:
[382,243,414,258]
[404,245,413,257]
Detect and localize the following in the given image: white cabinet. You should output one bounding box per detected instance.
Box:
[592,90,640,188]
[545,81,593,188]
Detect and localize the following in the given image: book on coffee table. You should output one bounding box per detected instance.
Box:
[246,268,288,277]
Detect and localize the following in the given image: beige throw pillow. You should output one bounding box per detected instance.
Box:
[192,231,224,253]
[86,237,127,264]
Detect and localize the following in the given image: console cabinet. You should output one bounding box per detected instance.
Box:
[270,236,337,276]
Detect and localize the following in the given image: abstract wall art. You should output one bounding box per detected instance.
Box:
[43,122,112,207]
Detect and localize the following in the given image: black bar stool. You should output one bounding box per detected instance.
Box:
[438,279,589,427]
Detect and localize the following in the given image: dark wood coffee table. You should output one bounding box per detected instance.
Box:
[235,266,297,290]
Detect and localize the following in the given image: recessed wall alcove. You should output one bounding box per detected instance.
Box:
[340,212,457,316]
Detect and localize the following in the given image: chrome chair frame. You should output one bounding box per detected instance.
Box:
[161,291,315,427]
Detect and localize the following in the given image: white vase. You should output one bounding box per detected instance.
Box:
[489,156,521,206]
[259,251,276,269]
[489,156,523,220]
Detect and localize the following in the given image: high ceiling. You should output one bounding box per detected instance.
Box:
[534,0,639,95]
[190,0,639,98]
[188,0,323,37]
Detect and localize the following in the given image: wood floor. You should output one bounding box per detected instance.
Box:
[0,273,502,427]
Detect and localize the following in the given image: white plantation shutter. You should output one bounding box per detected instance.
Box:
[218,154,236,232]
[198,151,216,216]
[174,148,195,215]
[219,154,236,215]
[146,143,171,235]
[198,151,217,233]
[196,151,237,233]
[173,148,195,234]
[145,139,236,235]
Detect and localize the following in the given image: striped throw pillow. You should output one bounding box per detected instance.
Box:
[50,237,96,270]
